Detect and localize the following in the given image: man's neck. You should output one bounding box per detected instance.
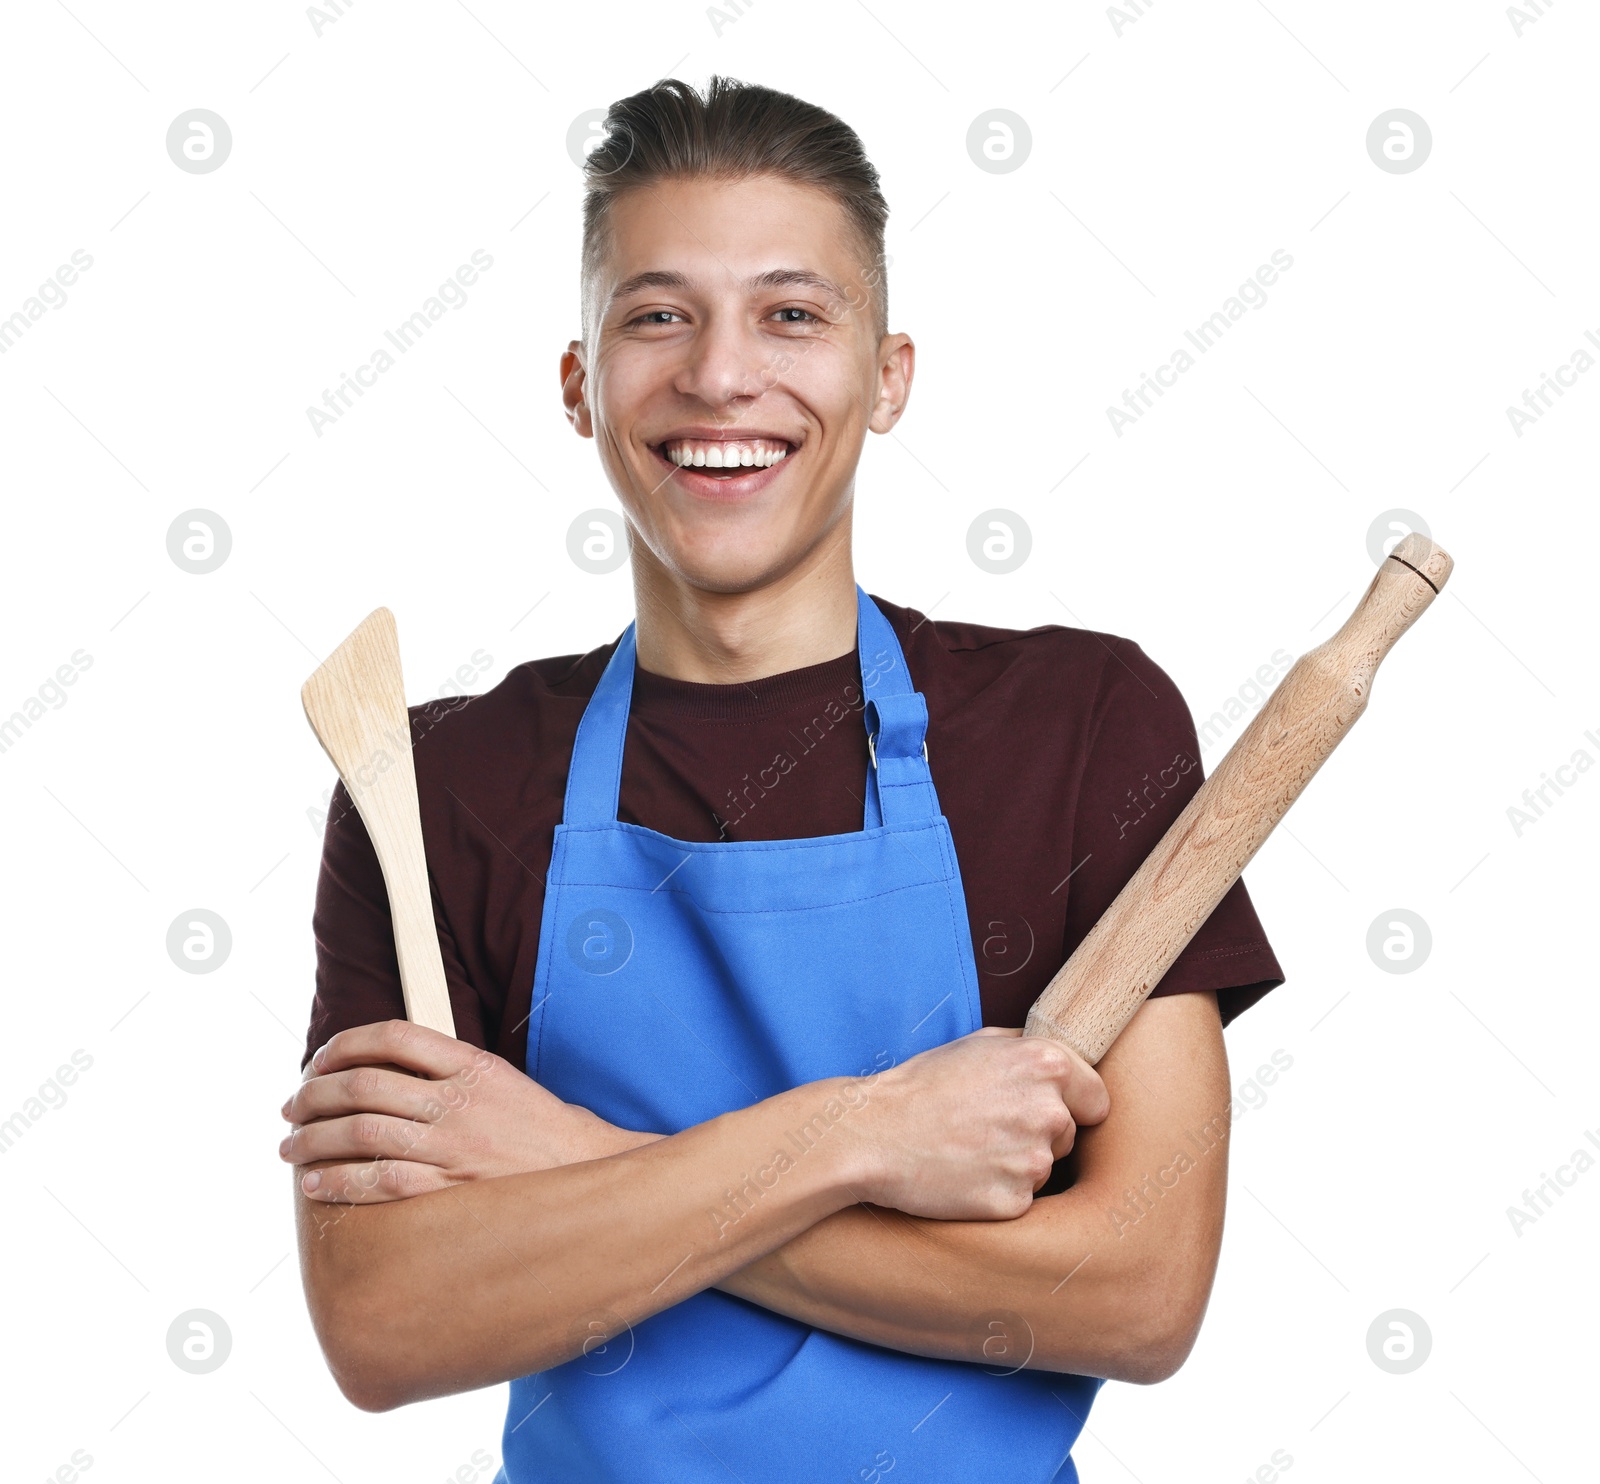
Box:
[630,540,858,685]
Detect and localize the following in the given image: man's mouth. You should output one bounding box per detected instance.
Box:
[649,435,799,488]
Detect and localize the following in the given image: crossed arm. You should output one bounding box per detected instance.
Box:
[714,990,1230,1377]
[289,990,1230,1410]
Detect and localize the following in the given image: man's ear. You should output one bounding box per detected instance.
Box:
[560,339,593,437]
[868,333,914,434]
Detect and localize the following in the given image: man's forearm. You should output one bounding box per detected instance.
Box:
[597,1127,1206,1382]
[715,992,1231,1384]
[299,1078,868,1411]
[711,1173,1209,1383]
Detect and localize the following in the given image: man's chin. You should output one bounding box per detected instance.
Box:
[644,535,819,599]
[660,556,794,598]
[617,483,851,599]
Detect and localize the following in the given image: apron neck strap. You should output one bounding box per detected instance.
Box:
[561,585,935,829]
[855,590,935,828]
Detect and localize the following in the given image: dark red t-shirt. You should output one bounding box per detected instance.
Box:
[302,596,1284,1072]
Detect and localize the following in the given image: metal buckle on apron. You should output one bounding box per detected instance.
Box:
[867,730,929,767]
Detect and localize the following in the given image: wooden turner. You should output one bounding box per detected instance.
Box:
[301,608,456,1037]
[1026,531,1452,1063]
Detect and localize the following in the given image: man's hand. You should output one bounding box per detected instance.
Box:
[841,1026,1110,1220]
[281,1020,1107,1220]
[280,1020,657,1203]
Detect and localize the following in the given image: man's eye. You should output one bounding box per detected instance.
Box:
[628,310,683,326]
[772,307,820,324]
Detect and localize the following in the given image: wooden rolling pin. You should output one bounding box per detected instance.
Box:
[1025,531,1452,1063]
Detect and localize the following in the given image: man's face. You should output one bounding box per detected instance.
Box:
[561,173,911,594]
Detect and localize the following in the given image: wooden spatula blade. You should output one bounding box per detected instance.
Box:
[301,608,456,1037]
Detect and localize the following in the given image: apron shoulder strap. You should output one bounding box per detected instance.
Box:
[864,691,937,826]
[562,623,636,828]
[857,588,939,828]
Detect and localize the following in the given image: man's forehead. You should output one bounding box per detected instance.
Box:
[599,176,862,298]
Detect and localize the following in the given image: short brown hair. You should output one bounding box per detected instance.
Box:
[580,76,890,342]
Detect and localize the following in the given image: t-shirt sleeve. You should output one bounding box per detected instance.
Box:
[1062,637,1285,1028]
[302,776,489,1071]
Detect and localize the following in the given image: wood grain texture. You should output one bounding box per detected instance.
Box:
[1025,532,1452,1063]
[300,608,456,1037]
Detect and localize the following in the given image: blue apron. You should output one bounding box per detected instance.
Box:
[499,586,1102,1483]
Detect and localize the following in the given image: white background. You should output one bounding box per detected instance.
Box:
[2,1,1595,1480]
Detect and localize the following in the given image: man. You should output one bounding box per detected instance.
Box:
[283,75,1283,1482]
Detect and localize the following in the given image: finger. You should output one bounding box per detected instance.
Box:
[281,1112,447,1168]
[1037,1043,1110,1126]
[1066,1063,1111,1126]
[304,1019,478,1084]
[299,1158,457,1205]
[286,1064,465,1127]
[1049,1115,1079,1162]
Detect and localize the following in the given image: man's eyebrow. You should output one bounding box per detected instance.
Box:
[609,267,850,304]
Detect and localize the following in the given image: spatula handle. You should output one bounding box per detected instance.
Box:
[357,732,456,1038]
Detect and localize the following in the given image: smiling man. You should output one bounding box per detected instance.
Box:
[286,76,1283,1482]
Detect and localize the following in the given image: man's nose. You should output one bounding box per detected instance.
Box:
[671,314,776,409]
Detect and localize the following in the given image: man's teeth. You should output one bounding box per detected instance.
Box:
[662,439,790,469]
